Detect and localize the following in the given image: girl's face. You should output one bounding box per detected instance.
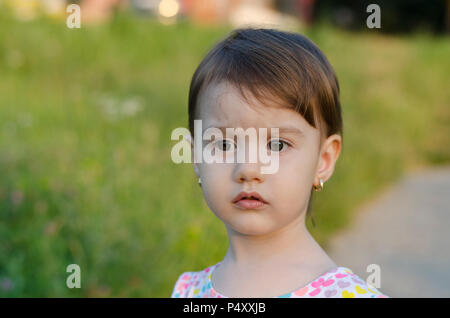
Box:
[192,81,340,236]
